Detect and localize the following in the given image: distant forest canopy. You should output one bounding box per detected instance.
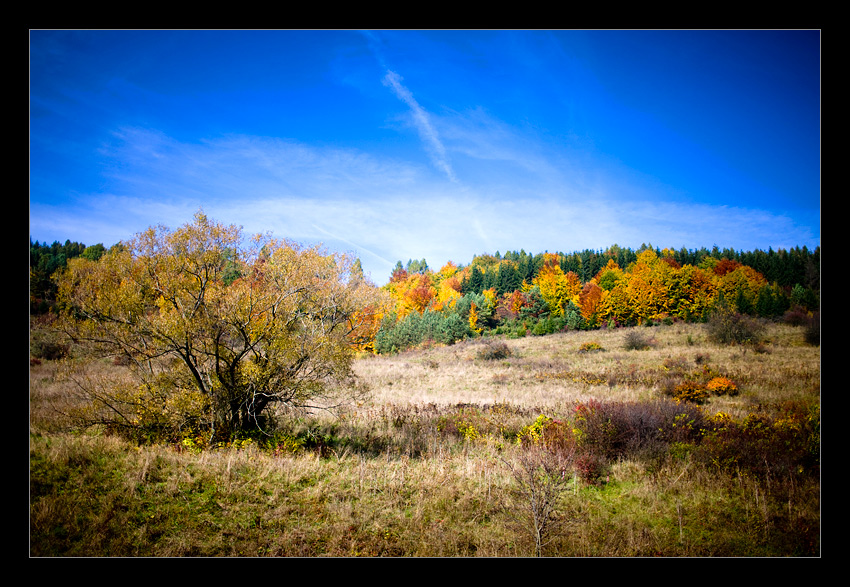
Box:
[30,238,111,313]
[391,243,820,295]
[31,238,820,351]
[373,243,820,354]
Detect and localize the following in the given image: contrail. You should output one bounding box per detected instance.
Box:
[311,223,394,271]
[382,70,458,183]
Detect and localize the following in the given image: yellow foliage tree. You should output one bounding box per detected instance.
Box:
[597,250,670,324]
[482,287,498,315]
[383,271,436,319]
[432,262,463,312]
[55,211,381,439]
[532,254,582,317]
[665,263,716,321]
[469,302,482,334]
[714,264,768,312]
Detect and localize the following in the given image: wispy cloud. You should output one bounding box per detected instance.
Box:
[30,31,820,283]
[382,70,457,183]
[29,123,817,285]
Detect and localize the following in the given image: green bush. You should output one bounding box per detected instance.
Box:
[529,315,565,336]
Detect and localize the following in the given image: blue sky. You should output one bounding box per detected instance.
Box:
[30,30,820,284]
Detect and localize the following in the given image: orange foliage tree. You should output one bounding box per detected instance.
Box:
[347,301,389,353]
[382,271,436,319]
[496,289,529,321]
[578,282,605,321]
[401,273,436,317]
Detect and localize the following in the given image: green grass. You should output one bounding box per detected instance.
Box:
[30,321,820,557]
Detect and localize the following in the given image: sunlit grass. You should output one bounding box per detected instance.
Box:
[31,320,820,556]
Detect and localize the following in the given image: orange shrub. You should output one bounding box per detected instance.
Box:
[673,380,709,404]
[706,376,738,396]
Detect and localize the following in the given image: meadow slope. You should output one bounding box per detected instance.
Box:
[30,321,820,556]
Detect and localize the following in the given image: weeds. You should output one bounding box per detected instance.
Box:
[30,321,819,557]
[501,444,576,556]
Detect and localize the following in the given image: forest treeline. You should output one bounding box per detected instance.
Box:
[397,243,820,295]
[30,238,820,355]
[30,239,112,313]
[370,243,820,354]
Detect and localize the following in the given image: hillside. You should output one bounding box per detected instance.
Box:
[31,320,820,556]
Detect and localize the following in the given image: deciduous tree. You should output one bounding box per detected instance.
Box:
[533,254,581,318]
[56,212,380,440]
[578,282,604,321]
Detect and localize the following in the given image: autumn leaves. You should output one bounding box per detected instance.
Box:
[378,248,774,346]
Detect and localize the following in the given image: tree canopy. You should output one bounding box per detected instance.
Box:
[55,212,383,441]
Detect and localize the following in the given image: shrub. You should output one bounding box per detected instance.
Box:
[506,323,527,338]
[531,321,549,336]
[516,414,552,446]
[804,312,819,346]
[516,415,574,456]
[578,341,604,353]
[571,399,706,461]
[706,304,765,345]
[501,444,576,556]
[623,329,654,351]
[436,403,518,442]
[697,404,820,479]
[574,453,606,485]
[662,355,690,373]
[705,376,738,396]
[30,338,69,361]
[782,305,810,327]
[476,339,512,360]
[672,380,710,405]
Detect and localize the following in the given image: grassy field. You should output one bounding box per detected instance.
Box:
[29,321,820,557]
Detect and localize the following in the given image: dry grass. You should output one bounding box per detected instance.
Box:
[355,322,819,418]
[30,321,820,557]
